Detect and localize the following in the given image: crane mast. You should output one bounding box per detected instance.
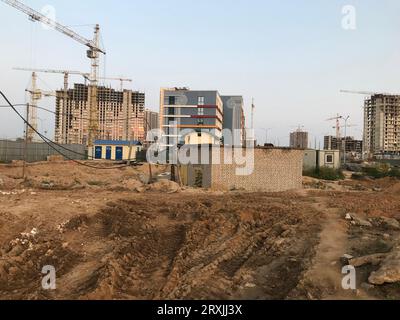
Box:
[87,24,100,146]
[1,0,105,146]
[14,67,133,143]
[326,114,343,139]
[28,72,38,142]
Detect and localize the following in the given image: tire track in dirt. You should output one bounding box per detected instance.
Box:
[289,194,372,299]
[0,193,323,300]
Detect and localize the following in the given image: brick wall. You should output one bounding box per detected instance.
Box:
[211,148,303,192]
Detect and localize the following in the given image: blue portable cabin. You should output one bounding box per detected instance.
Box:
[91,140,143,161]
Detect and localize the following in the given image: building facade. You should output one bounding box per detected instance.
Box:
[221,96,246,146]
[160,88,224,147]
[303,149,341,171]
[180,147,304,192]
[89,140,142,161]
[55,84,145,145]
[290,130,309,149]
[364,94,400,157]
[159,88,247,149]
[324,136,363,154]
[144,109,159,141]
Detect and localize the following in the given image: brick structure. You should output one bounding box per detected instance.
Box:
[180,147,303,192]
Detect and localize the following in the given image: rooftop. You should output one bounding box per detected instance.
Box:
[94,140,142,146]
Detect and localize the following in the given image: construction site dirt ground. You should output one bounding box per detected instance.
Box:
[0,161,399,300]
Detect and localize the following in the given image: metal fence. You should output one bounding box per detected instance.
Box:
[0,139,86,163]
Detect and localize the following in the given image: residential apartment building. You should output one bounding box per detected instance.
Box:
[290,130,309,149]
[364,94,400,157]
[221,96,246,146]
[55,84,145,145]
[144,109,159,141]
[160,88,224,146]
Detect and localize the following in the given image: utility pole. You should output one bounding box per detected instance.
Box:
[22,102,29,179]
[343,115,350,166]
[251,98,255,131]
[250,98,255,146]
[264,128,272,145]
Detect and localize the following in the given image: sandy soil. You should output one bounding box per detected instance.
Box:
[0,161,399,300]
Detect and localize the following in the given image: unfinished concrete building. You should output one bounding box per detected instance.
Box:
[55,84,145,145]
[324,136,363,154]
[290,129,309,149]
[364,94,400,157]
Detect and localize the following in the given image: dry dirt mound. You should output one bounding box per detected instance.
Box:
[385,181,400,194]
[134,180,181,194]
[0,174,21,190]
[0,193,322,300]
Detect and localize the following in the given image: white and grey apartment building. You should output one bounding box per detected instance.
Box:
[159,88,245,148]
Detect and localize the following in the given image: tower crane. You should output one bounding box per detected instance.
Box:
[326,114,343,139]
[332,124,357,130]
[25,72,55,141]
[14,67,133,141]
[14,67,133,91]
[340,90,400,96]
[1,0,106,146]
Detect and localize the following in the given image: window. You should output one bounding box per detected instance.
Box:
[168,107,175,115]
[198,96,205,106]
[168,96,176,105]
[198,97,205,116]
[326,154,334,164]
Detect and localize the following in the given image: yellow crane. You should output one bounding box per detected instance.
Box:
[14,67,133,91]
[326,114,343,139]
[1,0,106,146]
[23,72,56,141]
[14,67,133,141]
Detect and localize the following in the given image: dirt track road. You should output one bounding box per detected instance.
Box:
[0,162,399,300]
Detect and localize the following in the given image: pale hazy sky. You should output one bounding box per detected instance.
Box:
[1,0,400,146]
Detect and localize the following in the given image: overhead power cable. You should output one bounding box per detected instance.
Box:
[0,103,146,122]
[0,102,148,161]
[0,91,141,170]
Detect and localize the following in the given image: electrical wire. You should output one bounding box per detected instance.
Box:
[1,98,153,161]
[0,102,148,160]
[0,104,147,122]
[0,91,139,170]
[0,104,92,158]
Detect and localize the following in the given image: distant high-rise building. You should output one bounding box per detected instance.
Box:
[290,129,308,149]
[144,109,159,141]
[55,84,145,145]
[364,94,400,156]
[221,95,246,146]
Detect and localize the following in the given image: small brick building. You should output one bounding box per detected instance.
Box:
[180,146,303,192]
